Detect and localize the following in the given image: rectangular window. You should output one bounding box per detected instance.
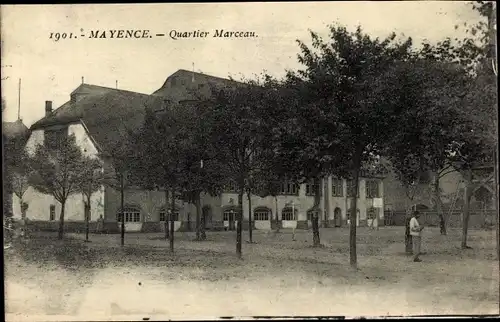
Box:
[160,211,179,222]
[366,180,380,198]
[117,209,141,223]
[279,181,299,195]
[332,179,343,197]
[49,205,55,221]
[44,128,68,150]
[346,179,360,197]
[305,179,318,196]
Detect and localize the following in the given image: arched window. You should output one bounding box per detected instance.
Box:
[159,207,179,222]
[281,207,297,221]
[223,207,239,221]
[117,207,141,223]
[254,207,271,221]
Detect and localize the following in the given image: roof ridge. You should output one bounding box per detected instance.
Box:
[174,69,242,83]
[72,83,150,96]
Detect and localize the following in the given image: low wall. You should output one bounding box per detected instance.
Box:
[27,221,96,233]
[384,210,497,228]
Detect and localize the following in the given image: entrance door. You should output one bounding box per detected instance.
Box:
[224,210,237,231]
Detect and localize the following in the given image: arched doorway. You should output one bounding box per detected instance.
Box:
[254,207,272,230]
[222,206,239,231]
[334,207,342,227]
[281,206,298,229]
[116,205,142,232]
[159,206,181,232]
[306,207,319,229]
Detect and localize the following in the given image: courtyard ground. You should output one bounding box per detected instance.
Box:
[4,226,499,320]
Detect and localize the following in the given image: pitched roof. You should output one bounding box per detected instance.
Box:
[3,120,29,140]
[30,84,164,152]
[28,70,243,152]
[152,69,244,102]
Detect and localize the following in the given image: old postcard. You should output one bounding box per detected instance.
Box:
[2,2,499,321]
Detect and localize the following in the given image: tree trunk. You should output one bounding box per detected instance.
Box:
[164,189,170,240]
[120,175,125,246]
[58,200,66,240]
[432,173,447,235]
[195,191,201,241]
[247,191,253,243]
[236,187,243,258]
[85,200,90,242]
[461,168,473,249]
[405,209,413,254]
[350,158,362,270]
[169,188,175,252]
[275,196,280,233]
[312,176,321,247]
[20,199,25,219]
[200,209,206,240]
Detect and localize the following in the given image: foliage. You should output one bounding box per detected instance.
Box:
[78,156,104,202]
[28,134,85,239]
[274,24,417,265]
[11,148,31,202]
[131,104,227,242]
[29,134,84,204]
[202,77,284,252]
[384,59,473,175]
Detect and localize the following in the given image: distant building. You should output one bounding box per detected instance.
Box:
[14,69,388,232]
[383,165,495,227]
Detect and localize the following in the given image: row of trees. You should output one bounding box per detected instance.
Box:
[10,3,496,267]
[127,20,494,267]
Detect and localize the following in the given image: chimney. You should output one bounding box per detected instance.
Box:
[45,100,53,117]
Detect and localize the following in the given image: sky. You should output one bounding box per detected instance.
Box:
[1,2,481,127]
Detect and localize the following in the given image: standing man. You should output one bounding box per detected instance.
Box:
[409,210,425,262]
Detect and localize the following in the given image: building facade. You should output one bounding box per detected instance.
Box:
[13,69,386,232]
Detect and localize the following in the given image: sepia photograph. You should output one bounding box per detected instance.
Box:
[1,1,499,320]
